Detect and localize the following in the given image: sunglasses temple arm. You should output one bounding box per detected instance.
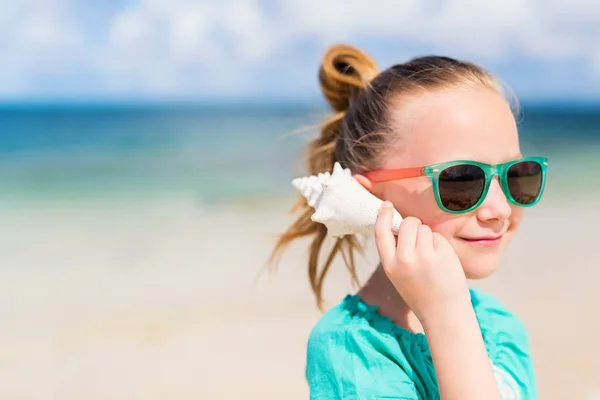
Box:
[364,167,425,183]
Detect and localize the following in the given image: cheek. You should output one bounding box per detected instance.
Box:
[425,217,467,240]
[507,206,525,233]
[381,180,465,236]
[381,180,437,219]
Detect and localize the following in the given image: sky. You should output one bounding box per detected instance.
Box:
[1,0,599,103]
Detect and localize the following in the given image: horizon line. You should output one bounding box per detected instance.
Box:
[0,97,599,111]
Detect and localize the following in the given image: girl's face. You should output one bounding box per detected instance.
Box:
[367,86,524,279]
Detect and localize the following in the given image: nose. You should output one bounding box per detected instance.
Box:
[475,177,512,222]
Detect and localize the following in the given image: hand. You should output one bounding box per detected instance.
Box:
[374,201,471,325]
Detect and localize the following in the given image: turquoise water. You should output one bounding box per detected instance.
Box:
[0,103,598,204]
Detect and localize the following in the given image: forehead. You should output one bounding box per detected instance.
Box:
[382,87,521,168]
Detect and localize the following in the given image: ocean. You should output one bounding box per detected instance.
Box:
[0,102,598,205]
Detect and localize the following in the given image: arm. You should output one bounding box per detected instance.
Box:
[374,206,502,400]
[423,302,501,400]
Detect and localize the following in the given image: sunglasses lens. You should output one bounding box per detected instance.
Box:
[438,164,485,211]
[507,161,543,205]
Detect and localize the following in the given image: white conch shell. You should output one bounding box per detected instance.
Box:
[292,162,402,238]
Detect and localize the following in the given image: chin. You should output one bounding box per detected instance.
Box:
[453,237,506,280]
[461,255,501,280]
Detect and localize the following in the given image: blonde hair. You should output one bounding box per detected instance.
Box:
[270,44,511,309]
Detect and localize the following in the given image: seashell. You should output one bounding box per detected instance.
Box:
[292,162,402,238]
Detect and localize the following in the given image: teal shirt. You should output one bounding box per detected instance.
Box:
[306,289,537,400]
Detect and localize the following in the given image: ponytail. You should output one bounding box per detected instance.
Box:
[269,44,379,310]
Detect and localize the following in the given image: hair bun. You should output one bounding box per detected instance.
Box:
[319,44,379,112]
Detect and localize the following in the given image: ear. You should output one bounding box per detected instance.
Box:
[353,174,377,195]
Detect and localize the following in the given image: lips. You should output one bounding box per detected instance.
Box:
[461,236,502,241]
[459,235,503,248]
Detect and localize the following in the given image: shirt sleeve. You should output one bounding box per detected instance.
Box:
[473,290,538,400]
[305,327,420,400]
[490,314,538,400]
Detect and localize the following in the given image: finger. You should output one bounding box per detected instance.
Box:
[432,232,451,251]
[396,216,421,258]
[374,201,397,268]
[417,224,434,253]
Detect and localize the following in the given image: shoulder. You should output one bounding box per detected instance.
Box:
[306,296,373,359]
[305,295,420,399]
[306,294,411,355]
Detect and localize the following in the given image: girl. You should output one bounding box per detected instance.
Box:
[271,44,545,399]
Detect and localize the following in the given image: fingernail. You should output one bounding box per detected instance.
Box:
[382,201,392,208]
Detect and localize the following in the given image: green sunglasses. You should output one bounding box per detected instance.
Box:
[363,156,548,214]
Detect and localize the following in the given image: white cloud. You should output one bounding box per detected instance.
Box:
[278,0,424,39]
[276,0,599,63]
[97,0,271,95]
[102,0,600,95]
[0,0,598,98]
[0,0,85,95]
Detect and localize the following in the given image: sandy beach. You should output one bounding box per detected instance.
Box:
[0,191,598,400]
